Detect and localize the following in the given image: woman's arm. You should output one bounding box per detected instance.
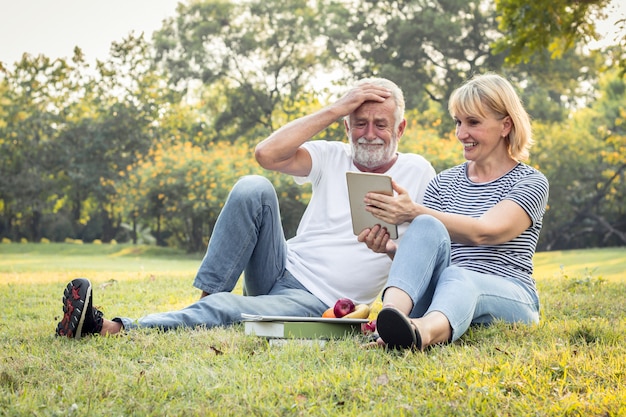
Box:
[412,200,531,245]
[364,181,532,246]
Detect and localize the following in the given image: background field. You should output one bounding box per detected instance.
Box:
[0,243,624,416]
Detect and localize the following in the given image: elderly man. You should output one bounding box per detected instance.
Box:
[56,78,435,338]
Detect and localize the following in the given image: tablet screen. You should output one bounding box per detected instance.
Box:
[346,172,398,239]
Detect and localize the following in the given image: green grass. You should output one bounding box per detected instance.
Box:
[533,247,626,282]
[0,243,625,416]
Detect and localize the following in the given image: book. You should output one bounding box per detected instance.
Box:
[241,314,368,339]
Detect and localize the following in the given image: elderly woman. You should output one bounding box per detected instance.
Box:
[360,73,549,350]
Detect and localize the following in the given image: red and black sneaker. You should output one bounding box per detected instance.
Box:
[56,278,104,338]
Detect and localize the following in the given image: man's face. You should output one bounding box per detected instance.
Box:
[347,99,402,170]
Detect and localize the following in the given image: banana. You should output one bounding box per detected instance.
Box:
[343,304,370,319]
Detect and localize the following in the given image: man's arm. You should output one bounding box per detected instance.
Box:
[254,107,342,177]
[254,84,392,177]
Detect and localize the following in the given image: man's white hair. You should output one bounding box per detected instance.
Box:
[345,77,405,130]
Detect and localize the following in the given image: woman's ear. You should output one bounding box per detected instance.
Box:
[502,116,513,137]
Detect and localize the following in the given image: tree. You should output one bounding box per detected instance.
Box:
[532,70,626,250]
[52,34,177,242]
[323,0,505,113]
[0,53,84,241]
[493,0,613,65]
[114,140,266,251]
[0,33,181,243]
[503,48,603,123]
[153,0,334,143]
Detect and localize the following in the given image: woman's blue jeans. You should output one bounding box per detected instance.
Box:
[114,176,328,330]
[385,215,540,342]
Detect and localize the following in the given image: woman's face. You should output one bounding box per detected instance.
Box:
[453,110,511,163]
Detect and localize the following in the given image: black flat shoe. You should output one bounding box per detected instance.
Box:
[376,308,423,350]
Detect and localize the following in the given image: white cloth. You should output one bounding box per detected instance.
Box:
[286,140,436,306]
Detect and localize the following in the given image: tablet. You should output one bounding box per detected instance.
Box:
[346,171,398,239]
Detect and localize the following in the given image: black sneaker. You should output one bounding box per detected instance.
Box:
[56,278,104,338]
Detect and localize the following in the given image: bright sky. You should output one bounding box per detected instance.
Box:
[591,0,626,48]
[0,0,180,67]
[0,0,624,68]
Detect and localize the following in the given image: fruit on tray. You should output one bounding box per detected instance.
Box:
[333,298,355,318]
[343,303,370,319]
[321,298,371,319]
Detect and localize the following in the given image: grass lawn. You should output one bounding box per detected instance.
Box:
[0,243,624,416]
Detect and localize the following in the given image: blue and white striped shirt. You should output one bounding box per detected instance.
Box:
[424,162,549,290]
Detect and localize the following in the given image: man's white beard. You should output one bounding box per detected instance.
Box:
[351,137,397,169]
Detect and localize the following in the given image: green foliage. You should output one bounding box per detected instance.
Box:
[111,137,309,251]
[399,110,465,174]
[506,49,602,123]
[154,0,333,140]
[323,0,504,108]
[532,70,626,249]
[114,141,254,251]
[1,0,625,251]
[0,34,176,244]
[493,0,611,64]
[0,53,82,241]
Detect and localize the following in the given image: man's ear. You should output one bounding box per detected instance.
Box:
[396,119,407,139]
[344,118,351,135]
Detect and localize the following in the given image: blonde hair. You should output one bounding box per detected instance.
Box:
[448,73,533,161]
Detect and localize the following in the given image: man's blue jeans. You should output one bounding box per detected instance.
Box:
[115,176,328,330]
[385,215,540,342]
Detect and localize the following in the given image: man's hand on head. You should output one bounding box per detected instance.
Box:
[333,83,392,118]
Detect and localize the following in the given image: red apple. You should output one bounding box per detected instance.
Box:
[361,320,377,334]
[333,298,355,318]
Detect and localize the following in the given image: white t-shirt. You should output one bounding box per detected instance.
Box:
[286,140,436,306]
